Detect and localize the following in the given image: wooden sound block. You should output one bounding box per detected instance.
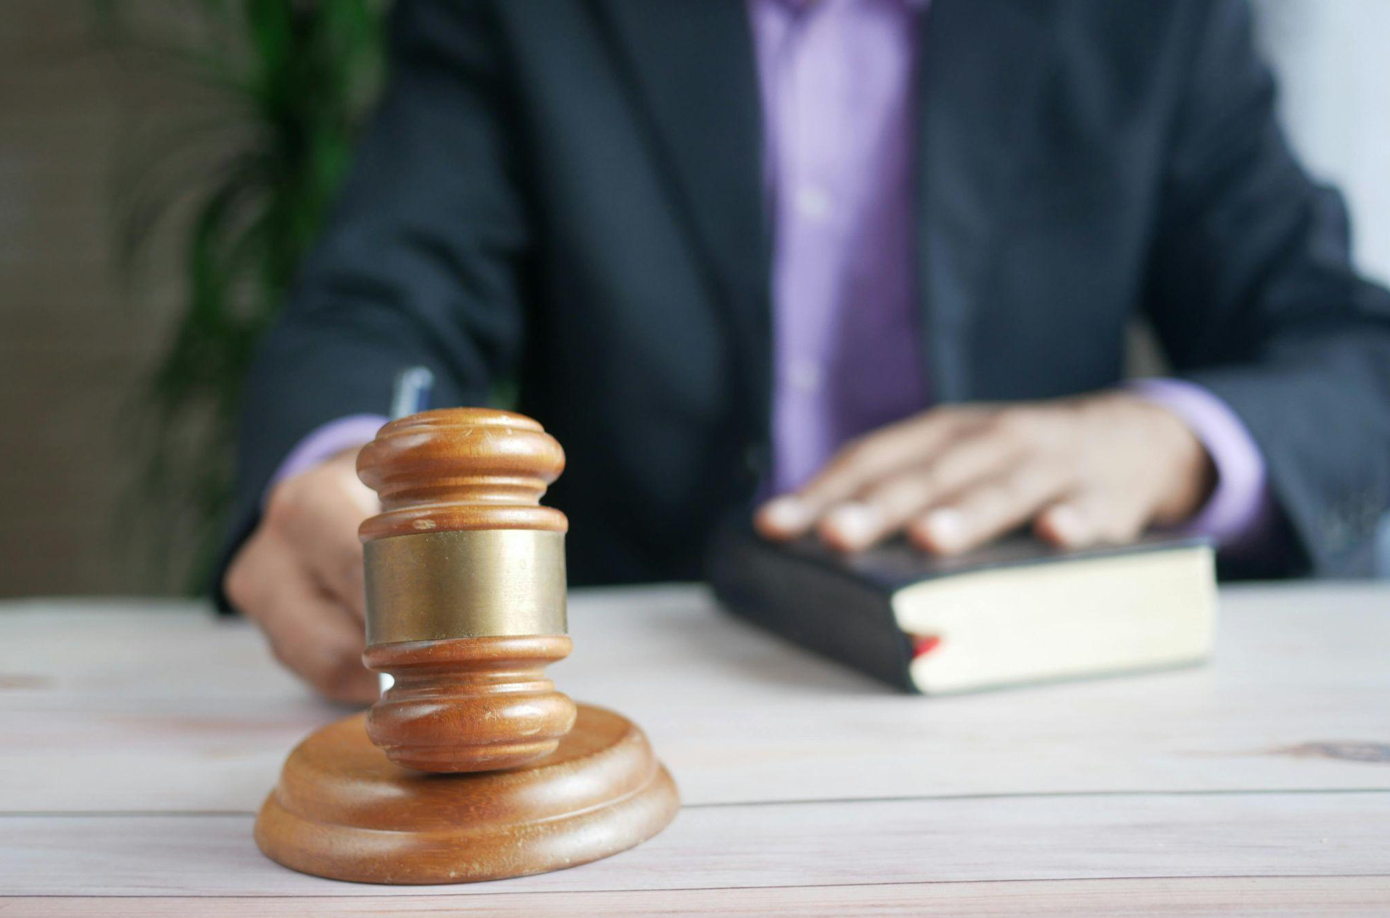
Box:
[255,704,679,885]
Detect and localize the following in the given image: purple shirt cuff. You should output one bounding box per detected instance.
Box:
[1128,379,1274,556]
[263,414,389,506]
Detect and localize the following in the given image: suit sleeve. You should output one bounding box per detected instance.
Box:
[1142,0,1390,577]
[215,0,529,605]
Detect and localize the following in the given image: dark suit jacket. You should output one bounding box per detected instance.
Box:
[224,0,1390,592]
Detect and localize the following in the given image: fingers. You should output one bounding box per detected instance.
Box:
[907,464,1072,555]
[752,392,1202,558]
[815,429,1024,551]
[226,449,379,704]
[755,408,974,540]
[263,454,377,623]
[1034,489,1150,550]
[225,527,377,704]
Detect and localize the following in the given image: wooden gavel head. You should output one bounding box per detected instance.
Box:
[355,408,576,773]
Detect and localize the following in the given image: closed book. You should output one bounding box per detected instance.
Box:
[708,528,1217,694]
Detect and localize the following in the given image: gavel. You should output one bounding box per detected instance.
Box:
[355,408,576,773]
[256,407,676,885]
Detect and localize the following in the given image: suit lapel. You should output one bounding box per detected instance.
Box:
[915,0,1055,401]
[591,0,771,422]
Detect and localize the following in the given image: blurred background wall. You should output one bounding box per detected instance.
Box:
[1256,0,1390,287]
[0,2,184,595]
[1,0,1387,598]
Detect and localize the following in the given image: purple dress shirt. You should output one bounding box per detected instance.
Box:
[751,0,930,495]
[271,0,1272,554]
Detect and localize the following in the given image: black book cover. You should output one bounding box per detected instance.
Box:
[707,524,1207,693]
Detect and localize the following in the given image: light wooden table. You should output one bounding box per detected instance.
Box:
[1,583,1388,916]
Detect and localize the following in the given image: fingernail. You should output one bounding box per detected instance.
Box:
[825,502,880,548]
[1046,505,1086,545]
[759,496,810,534]
[921,508,966,553]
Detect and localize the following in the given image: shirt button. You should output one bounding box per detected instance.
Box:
[788,360,822,392]
[794,186,832,221]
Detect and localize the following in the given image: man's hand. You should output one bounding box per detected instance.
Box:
[755,392,1215,555]
[224,449,379,704]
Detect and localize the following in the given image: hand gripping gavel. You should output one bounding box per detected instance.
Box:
[255,407,677,885]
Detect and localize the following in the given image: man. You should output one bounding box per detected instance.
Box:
[222,0,1390,701]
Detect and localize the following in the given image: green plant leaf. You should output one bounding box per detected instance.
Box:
[100,0,389,591]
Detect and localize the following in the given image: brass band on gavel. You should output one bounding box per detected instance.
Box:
[364,529,567,645]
